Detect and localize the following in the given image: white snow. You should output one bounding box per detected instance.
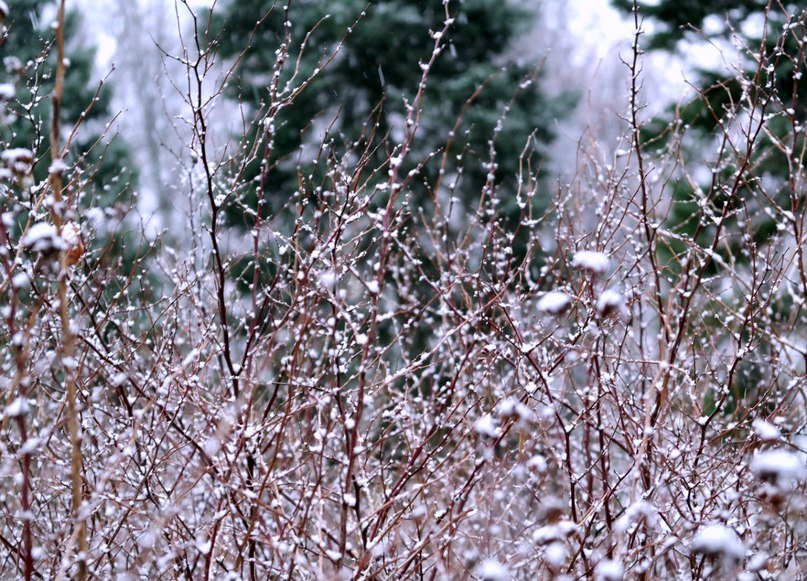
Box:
[690,524,745,560]
[138,529,157,549]
[537,291,572,314]
[746,552,769,572]
[596,288,624,314]
[202,437,221,456]
[20,223,60,252]
[497,398,535,422]
[48,158,69,175]
[318,269,337,290]
[1,148,32,163]
[595,559,624,581]
[614,501,655,533]
[544,541,568,567]
[571,250,610,274]
[111,372,128,386]
[526,454,547,472]
[0,83,14,100]
[61,222,81,249]
[751,418,780,441]
[475,559,509,581]
[533,520,577,545]
[1,148,33,175]
[473,414,499,438]
[749,449,806,485]
[4,396,29,418]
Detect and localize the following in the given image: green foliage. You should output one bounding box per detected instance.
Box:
[618,1,804,265]
[214,0,568,220]
[612,0,763,50]
[0,0,133,202]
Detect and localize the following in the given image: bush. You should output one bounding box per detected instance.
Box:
[0,1,804,579]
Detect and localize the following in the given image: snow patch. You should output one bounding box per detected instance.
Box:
[474,414,498,438]
[537,291,573,314]
[475,559,509,581]
[4,396,29,418]
[596,288,624,315]
[690,524,745,560]
[749,449,806,486]
[571,250,609,274]
[0,83,14,101]
[20,223,61,253]
[595,559,624,581]
[751,418,779,441]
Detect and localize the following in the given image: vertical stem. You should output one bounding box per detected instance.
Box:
[16,415,33,580]
[50,1,88,578]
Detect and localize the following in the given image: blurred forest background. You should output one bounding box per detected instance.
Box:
[33,0,701,230]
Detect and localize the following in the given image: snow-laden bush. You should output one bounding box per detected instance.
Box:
[0,1,804,579]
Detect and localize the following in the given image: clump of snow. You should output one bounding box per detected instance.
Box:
[474,414,498,438]
[537,291,572,314]
[690,524,745,561]
[2,148,33,176]
[533,520,577,545]
[751,418,779,441]
[48,158,69,176]
[749,449,806,486]
[4,396,30,418]
[536,496,566,522]
[318,269,337,290]
[497,398,534,423]
[202,437,221,456]
[596,288,624,316]
[544,541,568,568]
[475,559,509,581]
[526,454,547,473]
[0,82,14,101]
[746,552,768,572]
[595,559,624,581]
[571,250,609,274]
[20,223,60,253]
[3,56,23,74]
[138,529,157,549]
[615,501,656,533]
[61,222,81,249]
[111,372,129,387]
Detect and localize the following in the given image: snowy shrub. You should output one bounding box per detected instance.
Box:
[0,1,804,579]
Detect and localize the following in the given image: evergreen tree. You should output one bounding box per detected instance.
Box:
[0,0,133,204]
[214,0,568,225]
[613,1,805,256]
[612,1,806,409]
